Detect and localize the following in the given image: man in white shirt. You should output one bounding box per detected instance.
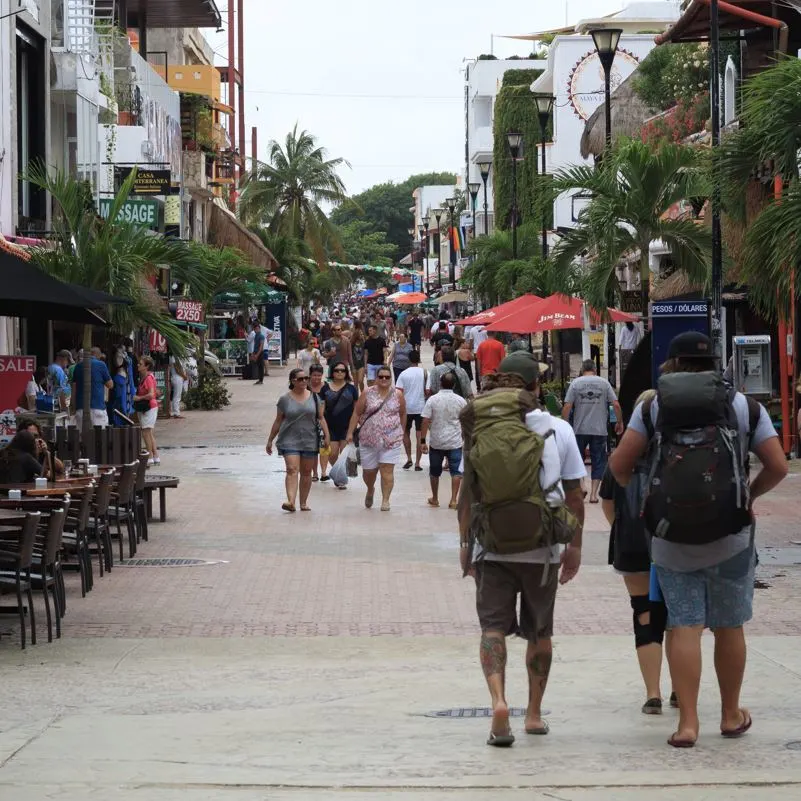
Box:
[396,350,427,471]
[468,324,488,349]
[458,351,585,747]
[421,371,467,508]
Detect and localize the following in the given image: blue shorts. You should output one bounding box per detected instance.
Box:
[575,434,607,480]
[429,447,463,478]
[278,449,318,459]
[655,546,756,629]
[366,364,384,381]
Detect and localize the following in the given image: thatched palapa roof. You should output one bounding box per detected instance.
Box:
[208,200,278,272]
[580,74,657,159]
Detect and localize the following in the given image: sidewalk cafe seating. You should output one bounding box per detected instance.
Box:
[0,512,41,649]
[62,483,96,597]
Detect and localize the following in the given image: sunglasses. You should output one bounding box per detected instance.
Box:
[294,376,308,381]
[377,375,391,380]
[333,368,346,373]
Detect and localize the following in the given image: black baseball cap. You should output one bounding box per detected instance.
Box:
[668,331,715,359]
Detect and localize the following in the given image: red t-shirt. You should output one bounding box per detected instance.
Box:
[476,338,506,376]
[139,373,159,410]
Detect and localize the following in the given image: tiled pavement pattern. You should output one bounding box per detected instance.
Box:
[32,347,801,639]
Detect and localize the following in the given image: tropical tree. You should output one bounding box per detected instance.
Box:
[548,138,713,315]
[26,164,193,437]
[462,223,567,307]
[717,56,801,319]
[238,125,350,263]
[251,229,315,306]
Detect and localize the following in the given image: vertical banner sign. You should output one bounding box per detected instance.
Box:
[265,299,288,363]
[0,355,37,443]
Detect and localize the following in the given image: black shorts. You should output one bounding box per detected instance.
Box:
[474,560,557,642]
[405,413,423,433]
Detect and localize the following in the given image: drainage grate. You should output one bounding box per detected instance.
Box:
[118,558,224,567]
[424,707,547,719]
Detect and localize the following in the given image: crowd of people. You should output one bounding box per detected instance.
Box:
[265,300,788,753]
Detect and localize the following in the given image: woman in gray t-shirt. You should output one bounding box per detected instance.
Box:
[266,367,330,512]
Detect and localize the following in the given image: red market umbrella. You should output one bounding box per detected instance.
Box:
[394,292,427,304]
[457,294,542,327]
[485,294,636,334]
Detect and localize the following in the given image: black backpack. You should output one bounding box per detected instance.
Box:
[642,371,759,545]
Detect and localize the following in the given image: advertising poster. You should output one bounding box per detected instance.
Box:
[0,355,36,443]
[265,299,288,363]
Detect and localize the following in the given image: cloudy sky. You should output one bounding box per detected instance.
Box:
[209,0,646,196]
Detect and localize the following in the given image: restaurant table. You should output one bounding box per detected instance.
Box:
[143,475,180,522]
[0,478,93,496]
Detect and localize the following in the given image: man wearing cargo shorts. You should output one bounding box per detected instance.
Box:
[458,352,586,747]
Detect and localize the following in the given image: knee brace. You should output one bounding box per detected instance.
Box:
[631,594,664,648]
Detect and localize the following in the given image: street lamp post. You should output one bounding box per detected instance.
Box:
[506,131,523,259]
[432,207,444,289]
[468,182,480,245]
[709,0,723,359]
[418,222,426,294]
[590,28,622,389]
[478,160,491,236]
[534,94,554,261]
[446,197,457,288]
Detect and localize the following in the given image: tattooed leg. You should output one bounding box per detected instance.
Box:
[525,638,553,731]
[480,631,510,735]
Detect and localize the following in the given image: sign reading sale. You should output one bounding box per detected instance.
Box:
[0,356,37,442]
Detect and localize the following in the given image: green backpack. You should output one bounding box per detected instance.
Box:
[465,388,578,555]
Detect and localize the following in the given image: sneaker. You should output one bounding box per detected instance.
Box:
[153,457,161,465]
[147,458,156,466]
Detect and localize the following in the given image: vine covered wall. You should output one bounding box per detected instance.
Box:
[492,70,553,234]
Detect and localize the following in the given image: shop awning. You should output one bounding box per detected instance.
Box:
[208,201,277,272]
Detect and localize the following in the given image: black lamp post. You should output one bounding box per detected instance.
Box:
[418,222,426,294]
[590,28,622,151]
[590,28,622,389]
[478,160,491,236]
[709,0,722,358]
[534,94,554,260]
[506,132,523,259]
[432,207,444,289]
[446,197,457,287]
[468,182,480,244]
[408,227,415,279]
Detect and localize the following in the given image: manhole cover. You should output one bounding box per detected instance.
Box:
[786,741,801,751]
[423,707,548,718]
[118,558,225,567]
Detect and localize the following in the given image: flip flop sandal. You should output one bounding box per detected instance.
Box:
[721,712,752,738]
[403,461,413,470]
[300,506,311,512]
[414,466,423,471]
[487,731,515,747]
[448,501,458,510]
[427,498,440,507]
[667,733,696,748]
[381,504,391,512]
[281,503,296,513]
[642,698,663,715]
[311,476,319,482]
[525,721,549,735]
[670,692,679,708]
[365,494,374,509]
[320,475,331,482]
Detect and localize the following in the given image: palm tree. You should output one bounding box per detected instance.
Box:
[238,125,350,263]
[26,164,193,438]
[549,139,713,315]
[463,224,566,307]
[717,57,801,319]
[250,229,315,306]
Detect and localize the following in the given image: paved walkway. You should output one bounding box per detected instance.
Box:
[2,350,801,799]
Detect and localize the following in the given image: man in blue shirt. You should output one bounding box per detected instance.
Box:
[71,347,114,429]
[49,350,73,409]
[251,322,266,385]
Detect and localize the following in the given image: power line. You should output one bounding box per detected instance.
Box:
[243,89,462,101]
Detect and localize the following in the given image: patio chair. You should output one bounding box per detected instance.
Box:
[109,462,138,561]
[27,507,67,643]
[87,472,114,575]
[0,512,41,649]
[134,452,149,543]
[62,483,96,597]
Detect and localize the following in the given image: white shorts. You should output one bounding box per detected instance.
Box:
[74,409,109,429]
[359,444,401,470]
[138,407,158,429]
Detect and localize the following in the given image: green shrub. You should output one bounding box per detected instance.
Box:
[183,371,231,410]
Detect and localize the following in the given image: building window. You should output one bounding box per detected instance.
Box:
[474,96,491,128]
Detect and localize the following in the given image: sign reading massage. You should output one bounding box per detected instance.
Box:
[116,167,172,195]
[98,198,161,230]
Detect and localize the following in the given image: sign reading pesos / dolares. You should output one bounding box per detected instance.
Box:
[98,198,160,229]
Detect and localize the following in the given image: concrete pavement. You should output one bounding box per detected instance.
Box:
[2,355,801,799]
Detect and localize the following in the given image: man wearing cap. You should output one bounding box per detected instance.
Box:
[561,359,623,504]
[458,351,585,746]
[49,350,73,409]
[610,331,788,748]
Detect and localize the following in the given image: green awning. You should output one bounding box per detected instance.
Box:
[214,285,287,307]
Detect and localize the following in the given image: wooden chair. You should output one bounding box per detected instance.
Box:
[0,513,41,649]
[62,484,96,597]
[87,472,114,575]
[134,452,149,544]
[110,463,138,561]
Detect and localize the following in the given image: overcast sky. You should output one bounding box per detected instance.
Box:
[209,0,632,196]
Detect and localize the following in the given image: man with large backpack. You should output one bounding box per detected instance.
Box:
[458,351,585,747]
[610,332,787,749]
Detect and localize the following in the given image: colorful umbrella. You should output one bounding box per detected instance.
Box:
[394,292,428,304]
[457,294,542,327]
[484,294,637,334]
